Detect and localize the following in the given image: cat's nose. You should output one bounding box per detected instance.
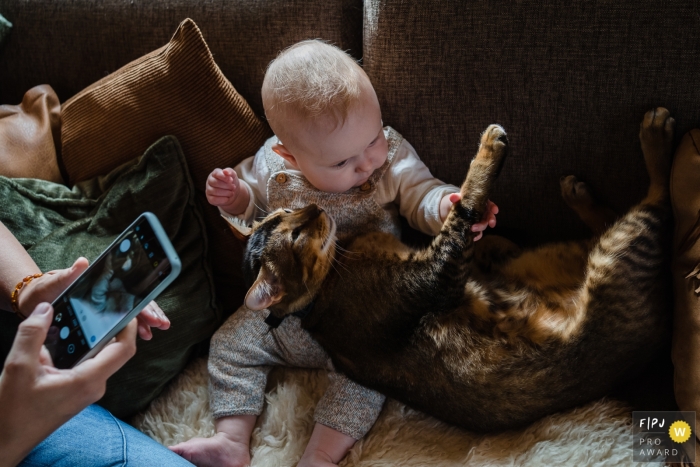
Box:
[300,204,323,220]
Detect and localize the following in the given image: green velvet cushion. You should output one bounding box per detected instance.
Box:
[0,135,221,418]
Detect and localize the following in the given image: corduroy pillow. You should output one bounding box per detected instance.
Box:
[61,18,272,312]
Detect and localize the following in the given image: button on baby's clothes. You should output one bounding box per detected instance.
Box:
[275,173,287,184]
[360,181,371,191]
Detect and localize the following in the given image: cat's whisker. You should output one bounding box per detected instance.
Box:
[331,253,355,273]
[337,251,358,260]
[335,245,359,257]
[254,203,270,216]
[334,247,360,263]
[302,279,312,296]
[335,254,353,261]
[323,247,351,277]
[328,257,349,277]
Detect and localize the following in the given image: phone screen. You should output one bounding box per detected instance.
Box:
[45,217,173,369]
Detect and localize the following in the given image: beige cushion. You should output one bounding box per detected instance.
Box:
[0,85,63,183]
[60,18,272,311]
[671,129,700,442]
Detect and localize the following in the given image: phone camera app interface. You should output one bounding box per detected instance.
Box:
[45,218,172,368]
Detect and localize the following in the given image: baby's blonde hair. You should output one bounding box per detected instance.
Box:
[262,40,366,135]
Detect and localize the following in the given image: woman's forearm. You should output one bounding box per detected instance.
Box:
[0,222,41,312]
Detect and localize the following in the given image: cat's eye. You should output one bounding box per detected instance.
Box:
[283,209,292,213]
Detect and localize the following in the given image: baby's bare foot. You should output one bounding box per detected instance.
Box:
[169,433,251,467]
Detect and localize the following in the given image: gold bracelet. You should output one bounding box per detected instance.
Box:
[10,273,43,319]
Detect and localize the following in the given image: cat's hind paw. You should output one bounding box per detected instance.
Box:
[640,107,674,154]
[639,107,674,188]
[560,175,594,210]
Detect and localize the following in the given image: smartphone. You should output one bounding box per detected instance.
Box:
[44,212,182,369]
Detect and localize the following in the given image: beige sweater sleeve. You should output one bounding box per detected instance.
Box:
[376,137,459,236]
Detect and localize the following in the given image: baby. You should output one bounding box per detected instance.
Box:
[170,40,497,467]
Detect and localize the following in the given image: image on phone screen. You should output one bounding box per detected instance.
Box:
[44,218,173,369]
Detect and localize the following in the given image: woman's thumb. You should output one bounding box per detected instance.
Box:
[46,258,88,295]
[64,257,89,285]
[20,258,88,314]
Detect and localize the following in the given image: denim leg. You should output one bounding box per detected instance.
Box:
[20,404,194,467]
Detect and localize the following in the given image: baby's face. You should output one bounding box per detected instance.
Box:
[279,84,389,193]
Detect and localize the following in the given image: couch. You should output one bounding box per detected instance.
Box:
[1,0,698,465]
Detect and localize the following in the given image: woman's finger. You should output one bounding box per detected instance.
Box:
[75,319,138,382]
[5,303,54,369]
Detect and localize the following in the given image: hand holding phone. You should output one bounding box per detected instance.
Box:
[0,302,138,466]
[43,213,181,369]
[16,258,169,342]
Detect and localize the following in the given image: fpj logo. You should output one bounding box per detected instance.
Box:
[633,411,695,463]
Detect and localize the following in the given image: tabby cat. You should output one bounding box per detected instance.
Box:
[240,108,673,432]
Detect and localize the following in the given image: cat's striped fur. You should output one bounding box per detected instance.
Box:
[242,108,673,432]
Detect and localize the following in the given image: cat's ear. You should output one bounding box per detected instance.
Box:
[245,266,285,310]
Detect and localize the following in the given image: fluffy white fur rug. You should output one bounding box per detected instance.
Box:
[132,358,660,466]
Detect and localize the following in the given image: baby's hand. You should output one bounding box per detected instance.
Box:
[440,193,498,241]
[206,168,248,216]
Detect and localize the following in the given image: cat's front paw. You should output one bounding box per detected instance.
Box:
[475,124,509,176]
[479,124,508,152]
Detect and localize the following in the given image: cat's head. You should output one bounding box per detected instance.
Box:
[242,204,337,319]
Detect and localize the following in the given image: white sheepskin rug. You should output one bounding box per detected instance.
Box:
[132,358,661,466]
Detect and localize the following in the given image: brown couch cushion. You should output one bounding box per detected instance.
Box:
[0,0,363,119]
[671,129,700,441]
[0,13,10,44]
[0,85,62,182]
[60,18,271,312]
[363,0,700,246]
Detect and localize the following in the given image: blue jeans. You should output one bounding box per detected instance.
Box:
[20,404,194,467]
